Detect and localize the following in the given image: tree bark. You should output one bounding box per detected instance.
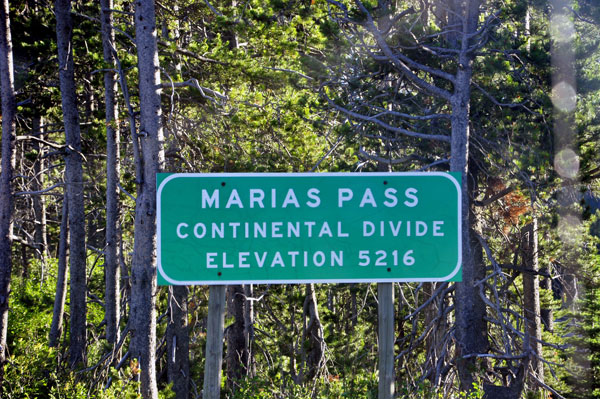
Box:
[244,284,255,377]
[49,196,69,347]
[0,0,16,382]
[131,0,165,396]
[540,273,553,332]
[55,0,88,369]
[100,0,121,346]
[32,116,48,262]
[522,220,544,388]
[167,286,189,399]
[302,283,325,381]
[450,0,488,392]
[423,282,448,385]
[226,284,249,392]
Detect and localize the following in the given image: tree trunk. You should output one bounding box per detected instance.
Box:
[49,196,69,347]
[350,283,358,329]
[167,285,189,399]
[423,282,448,385]
[226,284,249,392]
[244,284,255,377]
[302,283,325,381]
[450,0,488,392]
[32,116,48,262]
[131,0,165,396]
[0,0,16,381]
[540,273,553,332]
[522,220,543,388]
[100,0,121,346]
[55,0,88,369]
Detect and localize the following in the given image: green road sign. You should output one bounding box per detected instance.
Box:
[157,173,462,285]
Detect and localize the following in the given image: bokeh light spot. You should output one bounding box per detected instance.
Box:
[551,81,577,112]
[554,148,580,179]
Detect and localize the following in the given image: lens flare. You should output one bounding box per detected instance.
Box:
[554,148,579,179]
[552,81,577,112]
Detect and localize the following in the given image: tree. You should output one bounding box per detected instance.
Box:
[521,220,543,390]
[48,196,68,348]
[226,284,250,392]
[301,283,326,382]
[130,0,165,396]
[55,0,88,368]
[446,2,490,392]
[0,0,16,383]
[31,115,48,262]
[322,0,488,392]
[100,0,121,346]
[167,285,189,399]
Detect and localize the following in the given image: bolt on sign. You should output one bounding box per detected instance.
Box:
[157,173,462,285]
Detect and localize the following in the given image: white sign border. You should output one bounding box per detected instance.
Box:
[157,172,462,285]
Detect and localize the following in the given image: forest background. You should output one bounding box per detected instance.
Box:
[0,0,599,398]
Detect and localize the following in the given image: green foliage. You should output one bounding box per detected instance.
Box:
[7,263,56,343]
[557,213,600,398]
[229,373,378,399]
[2,341,70,398]
[1,261,87,399]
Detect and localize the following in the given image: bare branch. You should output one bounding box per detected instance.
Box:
[118,182,136,202]
[15,183,65,197]
[403,283,451,321]
[161,79,228,105]
[16,135,65,149]
[202,0,224,17]
[567,6,599,26]
[311,136,343,172]
[351,0,453,101]
[472,81,535,113]
[418,158,449,171]
[358,147,425,165]
[461,353,527,360]
[363,106,451,121]
[371,50,456,84]
[158,40,224,64]
[498,263,551,278]
[474,185,516,207]
[263,67,314,81]
[73,11,135,43]
[324,0,349,19]
[529,372,567,399]
[325,96,451,142]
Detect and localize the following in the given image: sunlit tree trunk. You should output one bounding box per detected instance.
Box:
[244,284,255,377]
[302,283,325,381]
[49,196,69,347]
[227,284,249,391]
[131,0,165,396]
[55,0,88,368]
[450,0,489,392]
[522,220,543,389]
[0,0,16,382]
[32,116,48,262]
[161,11,190,397]
[100,0,121,346]
[167,286,189,399]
